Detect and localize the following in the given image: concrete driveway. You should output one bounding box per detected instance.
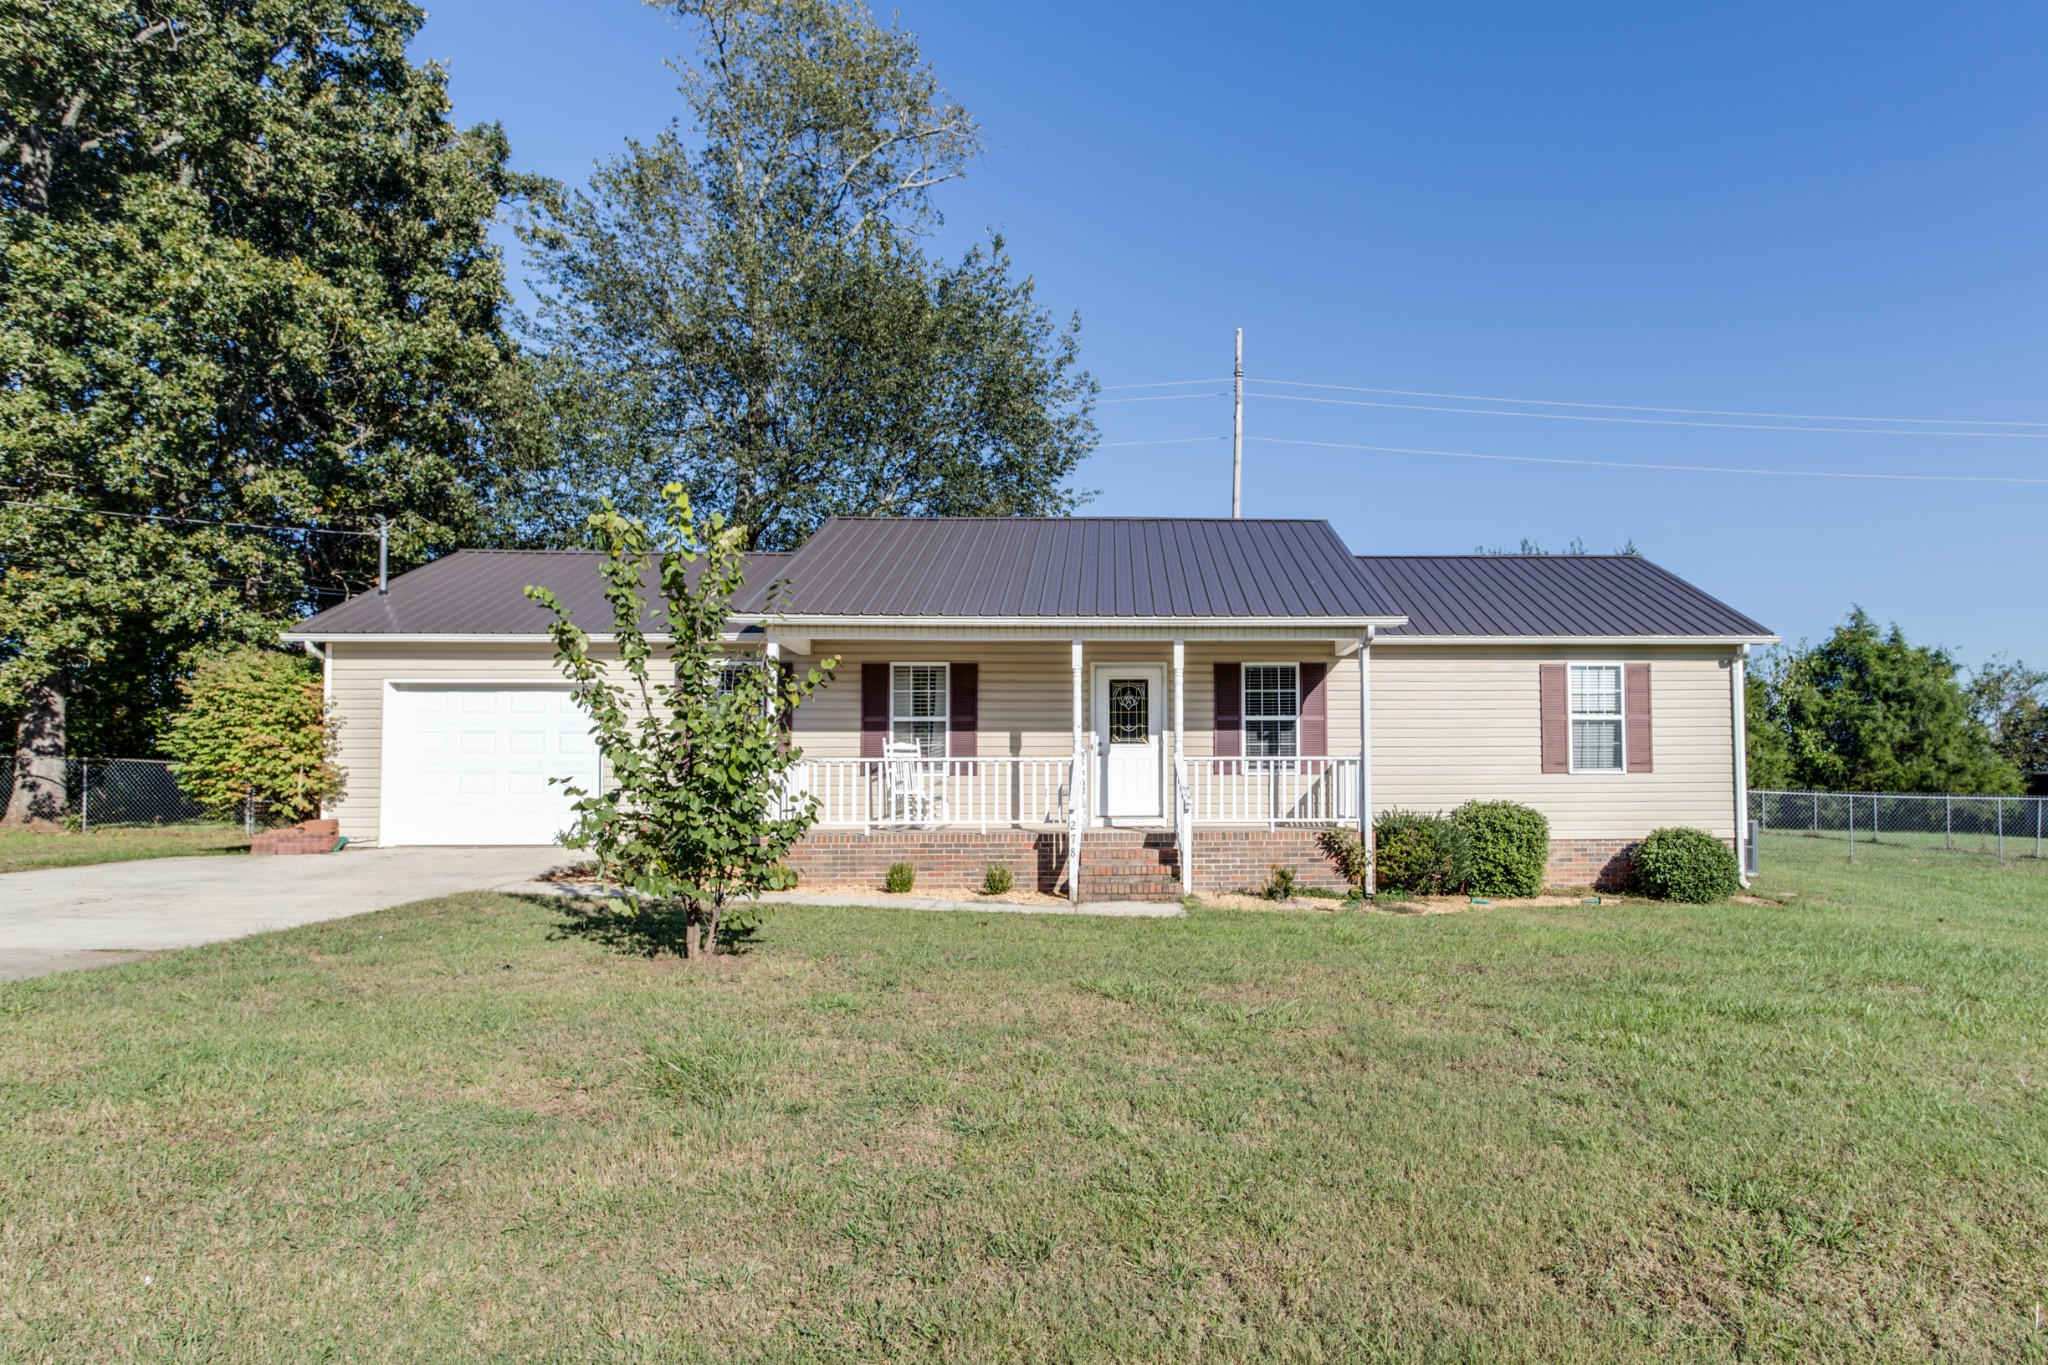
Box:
[0,846,570,982]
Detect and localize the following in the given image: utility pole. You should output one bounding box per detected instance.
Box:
[1231,328,1243,517]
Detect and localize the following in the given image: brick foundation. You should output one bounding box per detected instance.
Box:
[1186,828,1353,895]
[1545,837,1636,890]
[252,818,340,857]
[783,828,1714,901]
[785,830,1070,894]
[785,826,1357,900]
[1544,836,1737,891]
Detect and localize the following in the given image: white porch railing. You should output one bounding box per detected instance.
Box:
[784,756,1079,831]
[785,754,1363,831]
[1181,756,1361,826]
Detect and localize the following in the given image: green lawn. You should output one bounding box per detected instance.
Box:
[1,837,2044,1361]
[0,824,249,875]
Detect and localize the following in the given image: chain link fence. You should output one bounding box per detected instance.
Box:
[0,757,274,832]
[1750,789,2048,862]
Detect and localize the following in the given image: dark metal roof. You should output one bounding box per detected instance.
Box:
[288,550,796,635]
[771,517,1405,619]
[1359,555,1772,638]
[286,522,1768,640]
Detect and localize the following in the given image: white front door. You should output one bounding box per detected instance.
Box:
[382,684,600,845]
[1094,665,1164,820]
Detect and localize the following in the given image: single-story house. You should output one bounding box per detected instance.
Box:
[282,517,1775,900]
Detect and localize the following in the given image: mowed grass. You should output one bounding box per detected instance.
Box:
[2,838,2045,1361]
[0,824,248,875]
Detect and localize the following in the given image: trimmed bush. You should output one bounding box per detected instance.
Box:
[1451,800,1550,898]
[981,863,1014,896]
[1262,865,1298,901]
[1315,825,1372,890]
[1629,827,1740,903]
[884,862,916,894]
[1372,809,1472,896]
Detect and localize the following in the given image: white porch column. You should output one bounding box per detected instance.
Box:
[1173,638,1189,895]
[1172,639,1186,769]
[1732,644,1751,887]
[1072,637,1084,755]
[1069,637,1085,902]
[1359,629,1375,897]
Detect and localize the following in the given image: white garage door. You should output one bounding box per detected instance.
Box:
[382,685,600,846]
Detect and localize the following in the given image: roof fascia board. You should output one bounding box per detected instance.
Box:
[1378,633,1780,647]
[284,616,1413,644]
[762,614,1410,630]
[280,631,754,645]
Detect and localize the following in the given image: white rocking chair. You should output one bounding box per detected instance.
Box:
[882,741,949,825]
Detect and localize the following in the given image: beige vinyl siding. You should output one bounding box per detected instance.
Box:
[790,641,1355,759]
[1370,643,1737,838]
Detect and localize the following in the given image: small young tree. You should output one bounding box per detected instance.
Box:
[161,648,342,824]
[526,485,835,958]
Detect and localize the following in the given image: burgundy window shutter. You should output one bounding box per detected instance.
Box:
[860,663,889,758]
[1539,663,1569,773]
[1298,661,1327,767]
[1213,662,1242,758]
[1625,663,1653,772]
[949,662,978,763]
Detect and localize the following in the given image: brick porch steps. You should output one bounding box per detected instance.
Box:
[1078,829,1181,902]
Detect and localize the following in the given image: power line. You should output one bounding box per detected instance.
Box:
[1096,436,1228,448]
[1244,390,2048,440]
[1098,392,1227,405]
[1247,436,2048,485]
[1099,377,1232,391]
[1,500,382,537]
[1247,376,2048,429]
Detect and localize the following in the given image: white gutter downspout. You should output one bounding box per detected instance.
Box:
[302,639,333,819]
[1360,627,1375,898]
[1732,643,1751,887]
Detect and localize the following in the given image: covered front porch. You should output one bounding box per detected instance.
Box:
[774,632,1377,900]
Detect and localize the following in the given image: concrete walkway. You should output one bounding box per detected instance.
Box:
[0,846,570,982]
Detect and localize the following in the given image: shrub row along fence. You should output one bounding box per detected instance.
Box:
[1750,789,2046,862]
[0,757,269,832]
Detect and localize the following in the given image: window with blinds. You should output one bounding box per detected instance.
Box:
[891,663,949,757]
[1569,663,1624,773]
[1243,663,1299,759]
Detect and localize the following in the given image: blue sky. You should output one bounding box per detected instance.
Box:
[413,1,2048,667]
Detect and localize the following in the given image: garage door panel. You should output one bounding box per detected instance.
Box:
[385,684,598,846]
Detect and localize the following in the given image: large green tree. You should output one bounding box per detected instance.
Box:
[0,1,525,821]
[1970,657,2048,792]
[514,0,1096,552]
[1752,610,2024,795]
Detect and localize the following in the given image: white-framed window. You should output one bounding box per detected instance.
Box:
[891,663,949,758]
[1243,663,1299,759]
[1569,663,1625,773]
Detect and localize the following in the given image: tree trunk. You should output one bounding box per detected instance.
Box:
[4,677,69,827]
